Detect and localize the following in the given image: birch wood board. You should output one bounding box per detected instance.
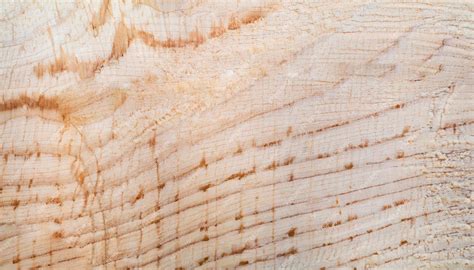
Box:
[0,0,473,269]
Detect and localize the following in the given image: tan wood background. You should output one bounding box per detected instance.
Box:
[0,0,473,269]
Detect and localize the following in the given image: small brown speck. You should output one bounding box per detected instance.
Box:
[228,17,240,30]
[78,172,86,184]
[210,23,226,38]
[198,256,208,266]
[283,156,295,166]
[231,245,246,255]
[400,240,408,245]
[234,146,243,155]
[394,199,408,206]
[345,143,355,150]
[359,140,369,148]
[148,136,156,146]
[12,256,20,264]
[12,200,20,210]
[288,227,296,237]
[52,230,64,239]
[199,183,212,192]
[265,161,277,171]
[46,197,62,205]
[276,247,297,257]
[199,157,208,168]
[260,140,282,148]
[322,221,333,228]
[133,189,144,204]
[239,260,249,266]
[348,215,358,221]
[402,126,411,135]
[235,212,243,220]
[396,151,405,159]
[344,162,354,170]
[241,10,263,25]
[288,173,294,181]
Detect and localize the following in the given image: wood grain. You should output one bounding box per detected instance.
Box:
[0,0,473,269]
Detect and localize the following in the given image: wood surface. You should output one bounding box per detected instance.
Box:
[0,0,473,269]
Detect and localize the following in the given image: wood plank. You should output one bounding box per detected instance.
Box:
[0,0,472,269]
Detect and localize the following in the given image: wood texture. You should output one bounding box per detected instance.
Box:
[1,1,473,269]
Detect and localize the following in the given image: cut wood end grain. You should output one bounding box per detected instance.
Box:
[1,1,472,269]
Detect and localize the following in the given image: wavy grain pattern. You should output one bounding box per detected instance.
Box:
[0,0,473,269]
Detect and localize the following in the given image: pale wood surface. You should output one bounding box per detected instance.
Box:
[0,1,473,269]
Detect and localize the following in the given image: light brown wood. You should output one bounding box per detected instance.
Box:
[1,1,473,269]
